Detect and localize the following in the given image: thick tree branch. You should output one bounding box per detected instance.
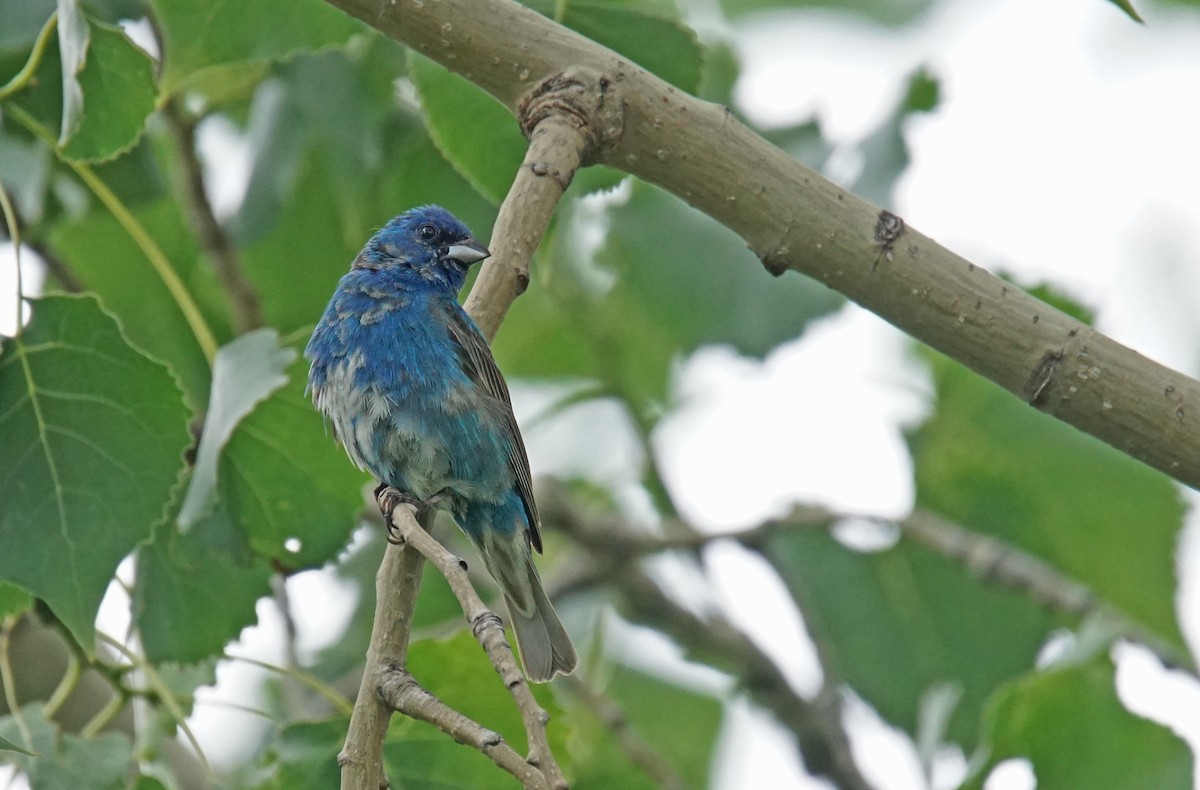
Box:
[380,494,566,789]
[323,0,1200,491]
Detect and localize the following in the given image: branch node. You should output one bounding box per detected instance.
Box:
[518,66,622,165]
[472,610,505,640]
[1027,349,1064,405]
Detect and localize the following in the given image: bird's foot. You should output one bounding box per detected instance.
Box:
[375,485,450,545]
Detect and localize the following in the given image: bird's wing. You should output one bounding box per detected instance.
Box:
[442,301,543,553]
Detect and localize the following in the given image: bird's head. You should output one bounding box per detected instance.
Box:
[355,205,490,294]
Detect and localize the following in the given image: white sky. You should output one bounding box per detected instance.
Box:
[4,0,1200,787]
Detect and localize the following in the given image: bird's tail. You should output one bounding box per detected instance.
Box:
[504,569,578,683]
[476,529,578,683]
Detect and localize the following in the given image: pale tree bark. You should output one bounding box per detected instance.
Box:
[322,0,1200,492]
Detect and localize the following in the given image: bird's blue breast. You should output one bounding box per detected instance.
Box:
[306,271,515,507]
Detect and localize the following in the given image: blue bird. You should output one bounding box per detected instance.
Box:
[305,206,577,682]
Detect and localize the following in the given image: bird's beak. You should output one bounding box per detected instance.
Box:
[446,239,491,266]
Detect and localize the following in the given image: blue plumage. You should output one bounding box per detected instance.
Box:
[306,206,577,682]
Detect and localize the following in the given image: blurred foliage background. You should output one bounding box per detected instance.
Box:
[1,0,1198,788]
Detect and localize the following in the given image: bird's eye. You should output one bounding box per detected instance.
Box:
[417,223,438,242]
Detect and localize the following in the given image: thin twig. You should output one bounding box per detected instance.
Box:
[886,509,1191,669]
[548,479,1192,671]
[377,664,547,788]
[561,674,690,790]
[162,99,265,332]
[539,490,874,790]
[382,499,567,790]
[339,515,428,790]
[463,89,591,342]
[614,564,876,790]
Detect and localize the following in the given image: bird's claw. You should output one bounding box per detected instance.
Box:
[375,485,450,544]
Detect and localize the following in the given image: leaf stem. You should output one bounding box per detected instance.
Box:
[42,651,82,718]
[5,104,219,362]
[97,630,212,776]
[223,654,354,717]
[0,12,58,102]
[79,693,124,738]
[0,617,32,751]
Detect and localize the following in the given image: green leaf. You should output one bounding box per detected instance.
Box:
[48,199,227,406]
[570,666,723,789]
[151,0,364,95]
[489,246,599,384]
[0,295,190,649]
[56,0,89,148]
[0,704,132,788]
[58,17,157,162]
[139,329,364,659]
[0,125,53,225]
[377,130,499,240]
[587,182,843,399]
[316,630,573,789]
[233,45,407,246]
[764,527,1055,748]
[408,52,527,205]
[603,182,845,357]
[0,0,55,51]
[1020,279,1097,326]
[851,66,940,208]
[524,0,704,93]
[250,717,346,790]
[242,128,495,334]
[965,657,1190,790]
[220,346,366,566]
[383,719,504,789]
[241,154,369,332]
[136,509,272,664]
[909,353,1187,652]
[697,40,741,105]
[310,531,463,681]
[178,330,294,530]
[396,630,568,762]
[1105,0,1144,22]
[762,118,833,171]
[0,582,32,620]
[495,183,844,398]
[0,733,37,756]
[717,0,933,26]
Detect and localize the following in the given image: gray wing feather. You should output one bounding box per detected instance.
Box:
[442,302,543,552]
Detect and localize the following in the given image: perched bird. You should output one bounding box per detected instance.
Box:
[305,205,577,682]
